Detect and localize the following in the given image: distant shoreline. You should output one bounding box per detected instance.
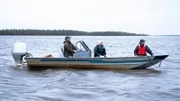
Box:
[0,29,148,36]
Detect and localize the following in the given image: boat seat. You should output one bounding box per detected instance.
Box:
[60,47,65,57]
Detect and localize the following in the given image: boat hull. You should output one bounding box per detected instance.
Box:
[25,55,168,70]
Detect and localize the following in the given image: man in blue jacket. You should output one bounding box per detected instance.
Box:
[94,41,106,57]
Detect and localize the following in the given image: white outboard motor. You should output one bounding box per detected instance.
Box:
[12,42,31,64]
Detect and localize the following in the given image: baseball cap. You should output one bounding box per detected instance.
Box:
[65,36,71,40]
[140,39,146,43]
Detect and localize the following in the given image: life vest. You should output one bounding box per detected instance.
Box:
[137,45,146,56]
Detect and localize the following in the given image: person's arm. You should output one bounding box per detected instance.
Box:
[104,48,106,57]
[146,46,154,56]
[134,46,138,56]
[64,44,75,53]
[72,44,77,50]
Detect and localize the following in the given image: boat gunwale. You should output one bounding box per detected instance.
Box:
[25,55,168,60]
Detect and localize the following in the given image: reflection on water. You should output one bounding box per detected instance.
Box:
[0,36,180,101]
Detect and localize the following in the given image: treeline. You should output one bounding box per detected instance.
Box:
[0,29,147,36]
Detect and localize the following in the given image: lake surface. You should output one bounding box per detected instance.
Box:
[0,36,180,101]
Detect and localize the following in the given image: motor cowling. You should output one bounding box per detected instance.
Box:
[12,42,28,64]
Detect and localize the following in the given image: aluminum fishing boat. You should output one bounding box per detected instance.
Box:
[12,41,168,70]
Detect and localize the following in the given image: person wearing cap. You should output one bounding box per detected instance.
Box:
[134,39,154,56]
[63,36,77,57]
[94,41,106,57]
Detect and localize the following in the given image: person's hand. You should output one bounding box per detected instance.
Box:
[74,50,77,53]
[100,55,106,58]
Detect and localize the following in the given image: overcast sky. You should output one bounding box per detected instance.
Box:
[0,0,180,35]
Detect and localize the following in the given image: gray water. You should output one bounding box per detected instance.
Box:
[0,36,180,101]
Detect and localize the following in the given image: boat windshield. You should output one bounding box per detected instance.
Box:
[76,41,91,52]
[77,42,86,51]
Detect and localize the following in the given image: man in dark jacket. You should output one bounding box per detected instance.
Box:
[94,41,106,57]
[134,39,154,56]
[64,36,77,57]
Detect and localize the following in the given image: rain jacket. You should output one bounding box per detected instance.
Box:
[64,41,77,57]
[94,45,106,57]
